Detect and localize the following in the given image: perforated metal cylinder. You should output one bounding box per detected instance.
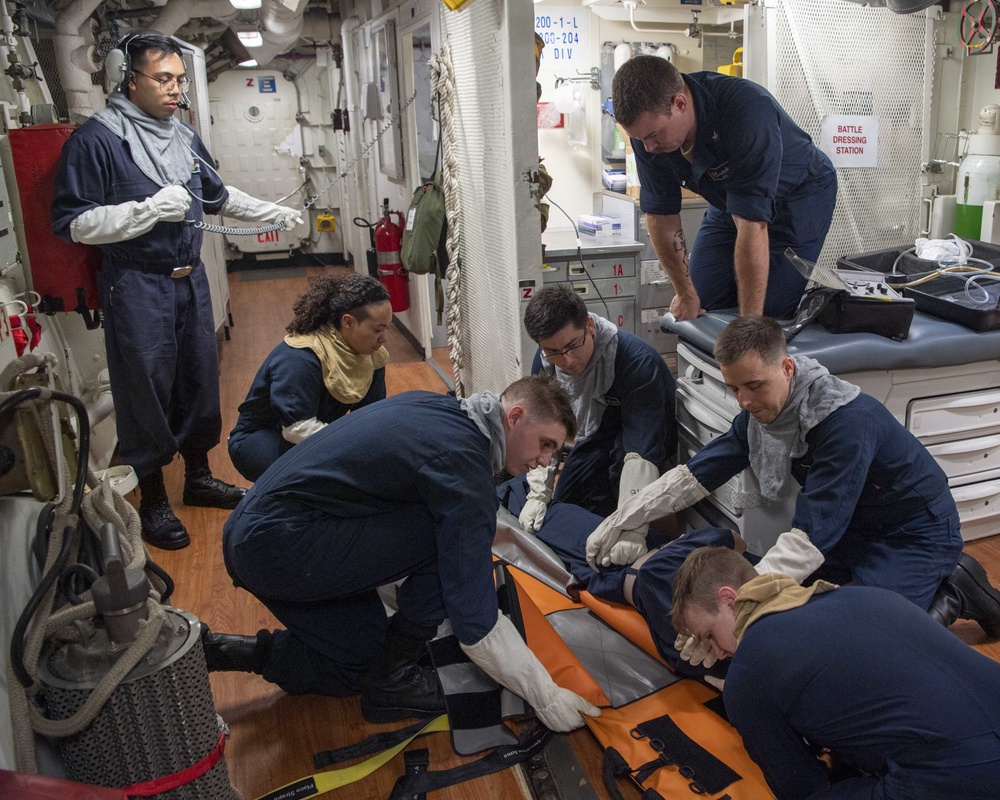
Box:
[38,609,239,800]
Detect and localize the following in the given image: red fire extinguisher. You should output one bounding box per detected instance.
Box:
[374,198,410,312]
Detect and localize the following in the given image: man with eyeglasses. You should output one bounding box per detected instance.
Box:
[52,29,302,550]
[513,284,676,541]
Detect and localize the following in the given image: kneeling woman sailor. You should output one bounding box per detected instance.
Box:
[228,272,391,481]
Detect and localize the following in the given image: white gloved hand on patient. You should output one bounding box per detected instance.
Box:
[586,463,708,571]
[599,453,660,566]
[674,632,718,669]
[461,612,600,732]
[519,464,555,532]
[754,528,824,583]
[222,186,304,229]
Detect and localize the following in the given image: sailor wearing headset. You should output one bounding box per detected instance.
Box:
[51,29,302,551]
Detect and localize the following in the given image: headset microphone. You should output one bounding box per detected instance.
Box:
[178,92,191,111]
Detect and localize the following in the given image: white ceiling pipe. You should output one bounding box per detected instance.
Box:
[54,0,105,120]
[153,0,239,36]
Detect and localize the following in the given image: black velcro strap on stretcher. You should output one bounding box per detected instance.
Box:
[702,694,730,724]
[313,717,436,769]
[387,722,553,800]
[632,713,742,795]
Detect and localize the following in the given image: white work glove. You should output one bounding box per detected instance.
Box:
[754,528,824,583]
[281,417,327,445]
[222,186,304,229]
[462,613,601,732]
[519,464,555,532]
[70,185,192,245]
[603,453,660,566]
[674,632,718,669]
[586,464,708,571]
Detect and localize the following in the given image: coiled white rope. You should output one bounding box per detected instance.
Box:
[429,45,466,398]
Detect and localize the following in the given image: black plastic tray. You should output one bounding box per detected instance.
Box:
[837,240,1000,331]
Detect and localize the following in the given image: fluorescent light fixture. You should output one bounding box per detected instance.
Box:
[230,0,262,8]
[237,30,263,48]
[239,59,259,67]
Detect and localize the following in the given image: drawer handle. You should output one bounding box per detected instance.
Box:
[951,480,1000,503]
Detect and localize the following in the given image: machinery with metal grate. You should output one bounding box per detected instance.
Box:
[38,609,239,800]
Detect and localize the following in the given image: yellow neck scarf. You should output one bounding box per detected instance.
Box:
[284,324,389,404]
[732,574,838,642]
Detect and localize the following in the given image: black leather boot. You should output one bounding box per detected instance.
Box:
[927,583,962,629]
[138,470,189,550]
[182,453,246,509]
[948,553,1000,638]
[201,625,273,673]
[360,617,445,724]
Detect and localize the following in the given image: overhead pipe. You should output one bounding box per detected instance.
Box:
[152,0,237,36]
[53,0,104,120]
[340,14,367,264]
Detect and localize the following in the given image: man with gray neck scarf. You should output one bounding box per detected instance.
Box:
[212,376,600,730]
[515,285,677,533]
[587,315,1000,661]
[51,30,302,551]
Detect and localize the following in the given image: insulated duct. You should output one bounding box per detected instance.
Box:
[52,0,104,120]
[837,0,938,12]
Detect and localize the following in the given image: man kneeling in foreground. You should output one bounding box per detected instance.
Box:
[671,547,1000,800]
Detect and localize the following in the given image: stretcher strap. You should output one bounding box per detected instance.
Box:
[258,715,450,800]
[312,717,444,769]
[632,713,741,795]
[602,747,632,800]
[387,721,552,799]
[702,695,730,724]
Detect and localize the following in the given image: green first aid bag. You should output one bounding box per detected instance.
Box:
[401,173,449,322]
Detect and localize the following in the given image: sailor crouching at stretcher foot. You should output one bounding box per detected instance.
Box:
[671,547,1000,800]
[204,376,600,730]
[585,315,1000,643]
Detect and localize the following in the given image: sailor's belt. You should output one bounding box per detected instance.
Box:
[125,262,196,278]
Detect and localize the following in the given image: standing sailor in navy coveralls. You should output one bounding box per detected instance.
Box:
[612,56,837,320]
[587,316,1000,663]
[211,376,600,730]
[51,30,302,550]
[514,285,677,531]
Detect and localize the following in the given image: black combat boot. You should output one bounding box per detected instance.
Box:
[928,553,1000,638]
[360,616,445,724]
[200,625,273,673]
[138,469,190,550]
[182,453,246,509]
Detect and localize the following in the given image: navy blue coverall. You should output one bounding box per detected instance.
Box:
[499,476,741,679]
[687,393,962,610]
[223,391,501,696]
[533,329,677,517]
[228,342,387,482]
[51,119,227,480]
[727,587,1000,799]
[632,72,837,318]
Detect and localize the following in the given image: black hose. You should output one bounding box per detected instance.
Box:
[10,518,77,686]
[61,563,100,605]
[3,386,91,687]
[30,503,56,573]
[145,558,175,605]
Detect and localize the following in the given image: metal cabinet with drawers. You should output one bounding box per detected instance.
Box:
[540,229,643,336]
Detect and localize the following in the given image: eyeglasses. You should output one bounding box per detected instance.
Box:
[542,329,589,359]
[132,70,191,93]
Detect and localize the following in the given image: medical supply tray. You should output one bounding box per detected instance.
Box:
[837,240,1000,332]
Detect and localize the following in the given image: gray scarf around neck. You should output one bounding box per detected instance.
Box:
[539,313,619,440]
[748,355,860,501]
[461,391,507,474]
[94,90,195,188]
